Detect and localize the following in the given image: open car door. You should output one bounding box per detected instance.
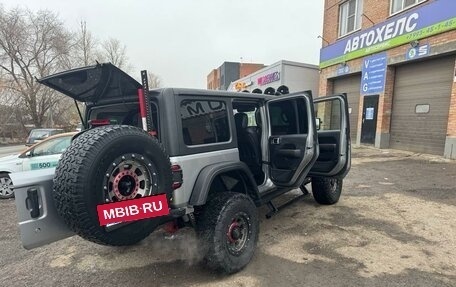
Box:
[309,94,351,178]
[266,92,318,187]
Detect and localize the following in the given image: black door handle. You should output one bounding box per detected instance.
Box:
[26,188,40,219]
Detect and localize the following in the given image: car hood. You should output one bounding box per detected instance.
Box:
[0,154,19,163]
[37,63,142,104]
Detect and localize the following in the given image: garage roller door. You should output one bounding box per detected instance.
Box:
[333,75,361,141]
[390,56,454,155]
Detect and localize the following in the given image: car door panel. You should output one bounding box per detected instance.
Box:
[311,131,340,171]
[269,134,308,183]
[266,92,318,187]
[23,154,60,172]
[310,94,351,177]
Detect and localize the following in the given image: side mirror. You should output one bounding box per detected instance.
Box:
[25,150,33,157]
[315,118,322,131]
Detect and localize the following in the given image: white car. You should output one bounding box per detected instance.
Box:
[0,132,76,199]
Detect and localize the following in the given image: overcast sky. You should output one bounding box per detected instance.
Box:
[2,0,324,88]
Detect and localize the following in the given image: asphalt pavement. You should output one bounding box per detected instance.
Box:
[0,147,455,287]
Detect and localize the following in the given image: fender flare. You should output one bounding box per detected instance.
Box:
[189,161,259,206]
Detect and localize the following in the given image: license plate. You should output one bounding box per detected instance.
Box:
[96,194,170,226]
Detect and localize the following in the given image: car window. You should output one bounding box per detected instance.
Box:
[89,102,160,137]
[314,99,341,131]
[269,98,308,135]
[269,101,297,135]
[181,100,230,145]
[32,136,71,157]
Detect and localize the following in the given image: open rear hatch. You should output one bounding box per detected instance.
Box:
[38,63,142,104]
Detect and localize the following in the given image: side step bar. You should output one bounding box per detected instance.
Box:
[265,185,310,219]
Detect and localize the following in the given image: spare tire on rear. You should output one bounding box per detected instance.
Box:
[53,125,173,246]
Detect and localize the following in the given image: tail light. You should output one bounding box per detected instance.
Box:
[171,164,183,190]
[89,119,117,127]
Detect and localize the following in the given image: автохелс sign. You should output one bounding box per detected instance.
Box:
[320,0,456,68]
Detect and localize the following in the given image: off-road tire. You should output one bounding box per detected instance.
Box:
[54,125,172,246]
[0,173,14,199]
[311,177,342,205]
[196,192,259,274]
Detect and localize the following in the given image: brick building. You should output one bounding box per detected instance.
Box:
[319,0,456,159]
[207,69,219,90]
[207,62,265,90]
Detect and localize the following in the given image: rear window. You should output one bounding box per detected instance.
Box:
[88,102,159,135]
[180,100,230,145]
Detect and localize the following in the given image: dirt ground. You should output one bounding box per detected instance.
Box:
[1,147,455,287]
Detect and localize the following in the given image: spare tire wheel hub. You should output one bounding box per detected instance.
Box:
[113,170,139,199]
[105,154,156,202]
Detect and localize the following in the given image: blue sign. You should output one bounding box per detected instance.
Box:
[406,44,430,60]
[361,52,387,96]
[320,0,456,68]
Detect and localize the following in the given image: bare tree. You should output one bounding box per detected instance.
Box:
[0,84,22,138]
[147,72,162,88]
[0,9,133,132]
[101,37,129,69]
[75,21,98,66]
[0,7,72,128]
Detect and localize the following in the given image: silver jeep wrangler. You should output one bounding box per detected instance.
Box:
[12,63,350,274]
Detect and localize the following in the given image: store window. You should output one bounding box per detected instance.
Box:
[181,100,230,145]
[339,0,363,37]
[390,0,426,15]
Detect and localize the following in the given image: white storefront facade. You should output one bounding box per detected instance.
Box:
[228,60,320,97]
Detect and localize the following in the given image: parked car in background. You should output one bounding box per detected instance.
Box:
[0,132,76,199]
[25,128,64,146]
